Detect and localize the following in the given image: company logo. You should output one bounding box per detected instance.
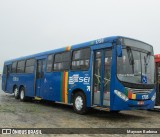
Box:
[2,129,42,135]
[69,74,79,84]
[69,74,90,85]
[13,77,19,82]
[2,129,11,134]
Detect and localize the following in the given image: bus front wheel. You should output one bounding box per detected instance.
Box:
[20,87,26,102]
[73,92,87,115]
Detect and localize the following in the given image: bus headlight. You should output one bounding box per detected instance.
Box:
[151,93,156,101]
[114,90,129,102]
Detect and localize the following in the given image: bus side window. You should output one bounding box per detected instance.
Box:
[54,52,70,71]
[47,54,53,72]
[11,62,17,73]
[7,65,11,76]
[25,59,35,73]
[17,60,25,73]
[71,48,90,70]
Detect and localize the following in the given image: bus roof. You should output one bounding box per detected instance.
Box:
[4,36,153,64]
[4,36,118,64]
[155,54,160,63]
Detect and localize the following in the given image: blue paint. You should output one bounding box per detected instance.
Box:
[1,36,156,111]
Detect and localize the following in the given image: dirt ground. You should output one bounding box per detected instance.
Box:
[0,82,160,137]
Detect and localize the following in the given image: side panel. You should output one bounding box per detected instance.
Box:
[24,74,35,97]
[43,71,69,103]
[42,73,55,101]
[8,73,35,96]
[68,71,91,107]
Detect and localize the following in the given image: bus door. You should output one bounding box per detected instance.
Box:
[35,59,46,97]
[2,64,11,92]
[93,49,112,107]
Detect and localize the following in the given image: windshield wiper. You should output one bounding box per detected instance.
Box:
[126,47,134,73]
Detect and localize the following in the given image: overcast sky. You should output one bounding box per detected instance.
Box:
[0,0,160,72]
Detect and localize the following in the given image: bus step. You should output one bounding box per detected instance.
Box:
[92,106,110,111]
[34,97,42,101]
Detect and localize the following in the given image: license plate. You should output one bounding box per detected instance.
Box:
[138,101,144,105]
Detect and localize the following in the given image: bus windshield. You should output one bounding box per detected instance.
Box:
[117,40,155,85]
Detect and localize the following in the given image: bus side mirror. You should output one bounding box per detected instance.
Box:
[117,45,122,57]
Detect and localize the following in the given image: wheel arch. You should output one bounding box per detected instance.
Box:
[13,84,18,93]
[19,85,25,92]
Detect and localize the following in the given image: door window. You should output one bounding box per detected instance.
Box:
[94,51,102,93]
[37,60,41,79]
[36,59,46,79]
[104,50,112,93]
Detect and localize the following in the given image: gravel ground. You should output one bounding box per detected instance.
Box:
[0,82,160,136]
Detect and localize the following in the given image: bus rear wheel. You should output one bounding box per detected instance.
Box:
[14,87,19,99]
[20,87,26,102]
[73,92,87,115]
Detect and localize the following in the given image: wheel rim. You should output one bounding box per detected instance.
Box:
[20,89,24,100]
[75,96,83,111]
[14,88,18,97]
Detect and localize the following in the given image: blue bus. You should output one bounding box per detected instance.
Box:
[2,36,156,114]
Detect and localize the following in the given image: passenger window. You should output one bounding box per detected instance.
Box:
[17,60,25,73]
[54,52,70,71]
[71,48,90,70]
[47,54,53,72]
[11,62,17,73]
[25,59,35,73]
[37,60,41,78]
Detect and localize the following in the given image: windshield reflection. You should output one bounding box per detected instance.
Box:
[117,48,154,84]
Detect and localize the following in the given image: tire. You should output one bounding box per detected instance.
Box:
[14,86,19,99]
[73,92,87,114]
[20,87,26,102]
